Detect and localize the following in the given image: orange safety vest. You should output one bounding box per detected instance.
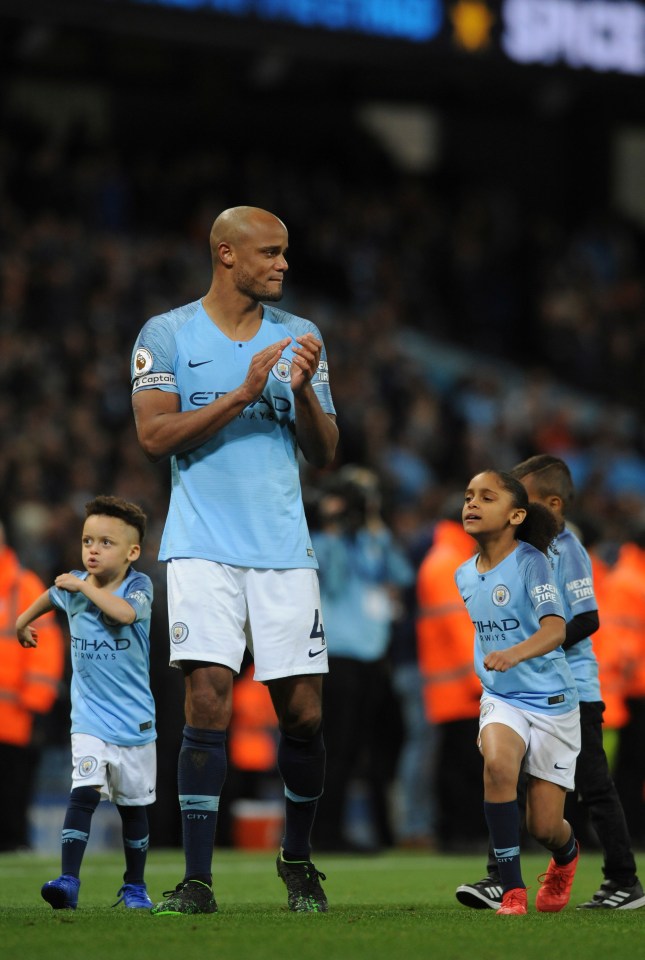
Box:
[593,543,645,719]
[228,666,278,772]
[0,547,65,746]
[587,551,627,728]
[416,520,482,724]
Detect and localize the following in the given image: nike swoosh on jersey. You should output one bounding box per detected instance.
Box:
[188,359,213,367]
[308,648,326,658]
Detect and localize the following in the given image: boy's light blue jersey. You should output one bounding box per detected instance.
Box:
[550,526,601,702]
[455,540,578,715]
[131,300,336,569]
[49,568,155,746]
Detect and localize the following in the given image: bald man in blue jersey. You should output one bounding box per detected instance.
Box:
[131,206,338,916]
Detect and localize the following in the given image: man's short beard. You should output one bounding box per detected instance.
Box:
[236,269,283,302]
[261,288,284,302]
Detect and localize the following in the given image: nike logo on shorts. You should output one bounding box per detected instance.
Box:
[308,648,326,658]
[554,763,568,770]
[188,359,213,367]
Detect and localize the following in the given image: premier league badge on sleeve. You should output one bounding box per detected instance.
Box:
[134,348,153,375]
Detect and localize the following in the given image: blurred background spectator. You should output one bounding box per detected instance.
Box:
[309,466,414,852]
[2,1,645,851]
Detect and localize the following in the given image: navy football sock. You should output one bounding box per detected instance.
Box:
[484,799,525,893]
[178,725,227,884]
[117,804,149,884]
[61,786,100,878]
[278,726,325,860]
[551,828,577,865]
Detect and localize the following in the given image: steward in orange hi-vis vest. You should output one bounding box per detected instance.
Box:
[596,542,645,708]
[595,537,645,849]
[416,519,481,725]
[1,544,64,747]
[587,549,628,730]
[229,665,279,774]
[416,516,487,849]
[0,535,65,850]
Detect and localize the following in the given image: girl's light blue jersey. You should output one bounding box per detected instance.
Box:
[550,526,601,702]
[131,301,336,569]
[49,568,155,746]
[455,540,578,715]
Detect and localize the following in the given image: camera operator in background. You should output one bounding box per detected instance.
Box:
[308,467,414,853]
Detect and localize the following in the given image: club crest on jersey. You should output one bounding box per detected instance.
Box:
[171,621,189,644]
[134,348,153,375]
[79,755,99,778]
[271,357,291,383]
[492,584,510,606]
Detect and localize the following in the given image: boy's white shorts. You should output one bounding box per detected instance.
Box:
[478,695,580,790]
[166,559,329,681]
[71,732,157,805]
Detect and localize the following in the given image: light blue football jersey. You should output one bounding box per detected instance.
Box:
[49,568,155,746]
[131,300,336,569]
[549,526,601,702]
[455,540,578,715]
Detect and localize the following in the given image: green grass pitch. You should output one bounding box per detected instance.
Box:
[1,848,642,960]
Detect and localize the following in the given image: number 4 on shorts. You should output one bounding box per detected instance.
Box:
[310,609,325,644]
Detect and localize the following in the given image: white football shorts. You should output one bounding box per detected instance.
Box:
[71,733,157,805]
[166,558,329,682]
[478,695,580,790]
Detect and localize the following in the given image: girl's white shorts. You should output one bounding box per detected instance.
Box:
[479,695,580,790]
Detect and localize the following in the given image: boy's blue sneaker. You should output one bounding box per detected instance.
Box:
[113,882,154,909]
[41,874,80,910]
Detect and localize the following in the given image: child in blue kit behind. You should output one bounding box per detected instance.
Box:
[16,495,156,911]
[454,469,580,916]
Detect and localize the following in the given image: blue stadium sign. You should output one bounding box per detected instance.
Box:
[126,0,444,42]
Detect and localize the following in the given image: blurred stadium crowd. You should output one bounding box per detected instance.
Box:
[3,111,645,571]
[2,103,645,848]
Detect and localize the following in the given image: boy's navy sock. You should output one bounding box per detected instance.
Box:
[117,804,150,884]
[61,786,100,878]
